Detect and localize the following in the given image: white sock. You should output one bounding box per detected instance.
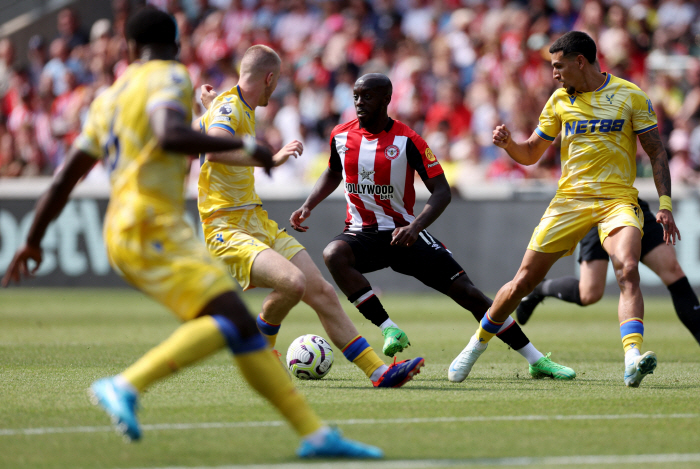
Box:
[113,374,138,395]
[515,343,544,365]
[304,425,332,446]
[497,316,515,333]
[370,365,389,381]
[625,348,641,365]
[468,333,488,351]
[379,319,398,332]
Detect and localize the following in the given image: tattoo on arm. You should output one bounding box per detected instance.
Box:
[638,129,671,197]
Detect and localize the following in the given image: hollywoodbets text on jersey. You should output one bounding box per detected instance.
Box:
[345,183,395,200]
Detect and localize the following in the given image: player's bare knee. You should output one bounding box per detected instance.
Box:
[323,242,350,272]
[283,270,307,302]
[614,259,640,290]
[510,274,538,299]
[580,288,603,306]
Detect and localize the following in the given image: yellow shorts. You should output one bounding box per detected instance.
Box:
[105,212,236,321]
[202,206,305,290]
[528,197,644,257]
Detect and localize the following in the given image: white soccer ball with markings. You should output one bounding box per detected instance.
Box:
[286,334,334,380]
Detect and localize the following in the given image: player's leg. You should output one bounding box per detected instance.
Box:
[603,225,655,387]
[516,226,609,324]
[289,249,424,386]
[323,233,410,357]
[642,244,700,345]
[249,248,307,348]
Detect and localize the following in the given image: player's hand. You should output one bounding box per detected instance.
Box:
[1,244,43,287]
[273,140,303,166]
[391,224,420,247]
[656,209,680,245]
[200,84,217,110]
[493,124,511,148]
[290,206,311,232]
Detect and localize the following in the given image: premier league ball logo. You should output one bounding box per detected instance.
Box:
[384,144,399,160]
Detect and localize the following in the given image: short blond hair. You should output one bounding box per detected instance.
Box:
[240,45,281,78]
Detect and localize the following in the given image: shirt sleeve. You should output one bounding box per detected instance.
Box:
[328,135,342,172]
[630,90,658,135]
[207,100,241,136]
[146,64,193,120]
[535,94,561,142]
[406,134,443,181]
[74,96,104,160]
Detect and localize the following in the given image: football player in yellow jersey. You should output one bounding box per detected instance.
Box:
[196,45,424,388]
[1,7,382,458]
[450,31,680,388]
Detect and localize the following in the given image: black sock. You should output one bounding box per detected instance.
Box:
[667,276,700,345]
[496,322,530,350]
[539,277,582,305]
[347,286,389,328]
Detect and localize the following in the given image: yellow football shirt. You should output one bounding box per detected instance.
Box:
[75,60,193,221]
[198,85,261,220]
[536,73,657,202]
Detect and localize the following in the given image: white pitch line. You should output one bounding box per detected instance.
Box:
[125,453,700,469]
[1,413,697,437]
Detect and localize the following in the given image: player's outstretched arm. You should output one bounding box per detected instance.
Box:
[2,147,96,287]
[150,107,275,173]
[205,126,302,169]
[290,168,344,232]
[638,128,680,245]
[493,124,551,166]
[391,173,451,246]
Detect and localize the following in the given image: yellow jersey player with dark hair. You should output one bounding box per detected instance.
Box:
[2,6,382,459]
[449,31,680,388]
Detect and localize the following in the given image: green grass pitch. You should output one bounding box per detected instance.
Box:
[1,288,699,468]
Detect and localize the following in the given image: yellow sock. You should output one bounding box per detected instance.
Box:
[476,324,497,344]
[353,348,385,378]
[235,349,323,437]
[622,333,643,353]
[122,316,226,392]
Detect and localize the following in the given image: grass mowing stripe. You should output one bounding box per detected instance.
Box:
[2,413,697,436]
[124,453,700,469]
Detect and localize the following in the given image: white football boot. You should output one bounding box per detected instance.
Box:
[624,351,657,388]
[448,338,487,382]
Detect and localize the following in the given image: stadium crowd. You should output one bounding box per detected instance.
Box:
[1,0,699,194]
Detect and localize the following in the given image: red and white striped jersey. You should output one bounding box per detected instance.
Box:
[329,118,444,232]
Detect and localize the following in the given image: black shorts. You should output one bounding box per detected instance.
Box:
[578,198,665,263]
[332,230,466,294]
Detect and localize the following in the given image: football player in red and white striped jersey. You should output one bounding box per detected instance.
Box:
[291,73,573,379]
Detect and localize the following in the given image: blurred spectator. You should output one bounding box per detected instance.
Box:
[56,8,90,50]
[42,38,86,97]
[27,36,47,88]
[0,38,15,105]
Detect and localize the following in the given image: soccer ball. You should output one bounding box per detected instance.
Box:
[286,334,334,380]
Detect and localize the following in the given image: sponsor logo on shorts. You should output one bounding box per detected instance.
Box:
[385,144,400,160]
[450,270,465,281]
[215,233,225,243]
[345,182,394,200]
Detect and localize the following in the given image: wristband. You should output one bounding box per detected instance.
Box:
[659,195,672,212]
[242,136,257,156]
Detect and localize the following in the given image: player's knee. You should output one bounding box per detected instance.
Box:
[614,258,639,287]
[580,287,603,306]
[510,275,538,299]
[283,270,307,302]
[323,242,350,272]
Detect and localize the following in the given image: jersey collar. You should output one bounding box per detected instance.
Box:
[236,85,253,110]
[358,117,394,137]
[594,72,611,92]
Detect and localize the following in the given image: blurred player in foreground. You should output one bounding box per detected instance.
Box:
[2,7,381,458]
[196,46,423,388]
[456,31,680,388]
[516,198,700,346]
[289,72,574,381]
